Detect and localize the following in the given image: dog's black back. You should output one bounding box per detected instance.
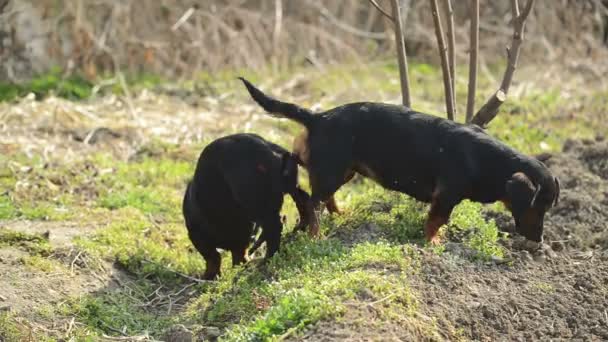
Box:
[183,133,300,279]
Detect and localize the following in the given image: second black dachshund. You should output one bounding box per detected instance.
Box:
[183,133,311,279]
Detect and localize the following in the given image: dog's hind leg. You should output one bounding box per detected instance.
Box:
[191,238,222,280]
[290,186,313,232]
[260,215,283,259]
[306,143,354,237]
[424,186,463,244]
[231,246,249,266]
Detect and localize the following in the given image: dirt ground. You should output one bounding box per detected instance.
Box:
[295,138,608,341]
[1,88,607,340]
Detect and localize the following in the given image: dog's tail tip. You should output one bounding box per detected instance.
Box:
[238,76,314,128]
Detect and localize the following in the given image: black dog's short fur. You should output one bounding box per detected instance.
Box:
[183,133,311,279]
[239,78,560,243]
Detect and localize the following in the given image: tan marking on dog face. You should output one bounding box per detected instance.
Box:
[293,129,310,166]
[520,208,542,228]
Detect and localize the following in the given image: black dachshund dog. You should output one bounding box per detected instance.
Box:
[239,77,559,244]
[183,133,312,279]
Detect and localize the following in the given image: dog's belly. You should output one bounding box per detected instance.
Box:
[382,177,434,202]
[355,163,434,202]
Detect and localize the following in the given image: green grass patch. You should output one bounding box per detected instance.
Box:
[0,68,93,102]
[0,228,52,256]
[0,194,18,220]
[448,201,505,260]
[61,292,174,338]
[0,313,28,342]
[21,254,57,272]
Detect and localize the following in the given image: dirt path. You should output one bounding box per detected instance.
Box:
[0,220,125,317]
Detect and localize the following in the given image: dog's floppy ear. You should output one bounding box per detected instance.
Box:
[281,152,297,176]
[506,173,538,213]
[553,176,560,207]
[280,152,299,190]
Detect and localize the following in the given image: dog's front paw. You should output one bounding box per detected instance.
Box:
[428,236,442,246]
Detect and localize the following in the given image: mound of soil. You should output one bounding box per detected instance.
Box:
[545,138,608,249]
[299,139,608,341]
[412,249,608,341]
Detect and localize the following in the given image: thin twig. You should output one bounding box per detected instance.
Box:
[65,317,75,337]
[367,293,396,306]
[430,0,455,120]
[367,0,394,22]
[390,0,412,107]
[171,7,195,31]
[70,250,83,274]
[442,0,456,118]
[471,0,535,127]
[309,0,388,40]
[465,0,480,123]
[141,258,207,283]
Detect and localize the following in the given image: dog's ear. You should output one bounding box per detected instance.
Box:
[281,152,297,176]
[533,153,553,163]
[506,173,538,214]
[553,176,560,207]
[280,152,299,190]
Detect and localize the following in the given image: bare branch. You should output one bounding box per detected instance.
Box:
[0,0,9,14]
[471,0,535,127]
[390,0,412,107]
[430,0,455,120]
[442,0,456,117]
[465,0,479,123]
[368,0,394,22]
[309,0,388,40]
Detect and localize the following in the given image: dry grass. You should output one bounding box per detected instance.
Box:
[1,0,607,81]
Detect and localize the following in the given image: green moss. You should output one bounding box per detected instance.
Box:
[62,293,173,338]
[0,228,52,256]
[0,194,18,220]
[449,201,505,260]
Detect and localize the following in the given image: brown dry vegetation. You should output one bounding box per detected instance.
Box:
[1,0,607,80]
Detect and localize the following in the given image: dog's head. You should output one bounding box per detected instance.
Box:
[505,171,560,242]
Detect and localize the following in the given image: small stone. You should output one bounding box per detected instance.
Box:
[551,241,565,252]
[490,255,507,265]
[469,301,481,309]
[163,324,194,342]
[544,247,557,259]
[533,253,546,262]
[519,250,533,262]
[523,240,542,251]
[199,326,221,340]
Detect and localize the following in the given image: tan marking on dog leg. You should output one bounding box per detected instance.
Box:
[293,129,310,166]
[325,195,341,214]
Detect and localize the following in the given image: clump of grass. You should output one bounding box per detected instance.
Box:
[0,194,18,220]
[76,208,204,282]
[0,313,27,342]
[224,289,335,341]
[448,200,505,260]
[21,255,57,272]
[61,292,174,337]
[0,228,52,256]
[0,69,93,102]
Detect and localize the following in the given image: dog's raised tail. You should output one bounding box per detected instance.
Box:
[239,77,314,128]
